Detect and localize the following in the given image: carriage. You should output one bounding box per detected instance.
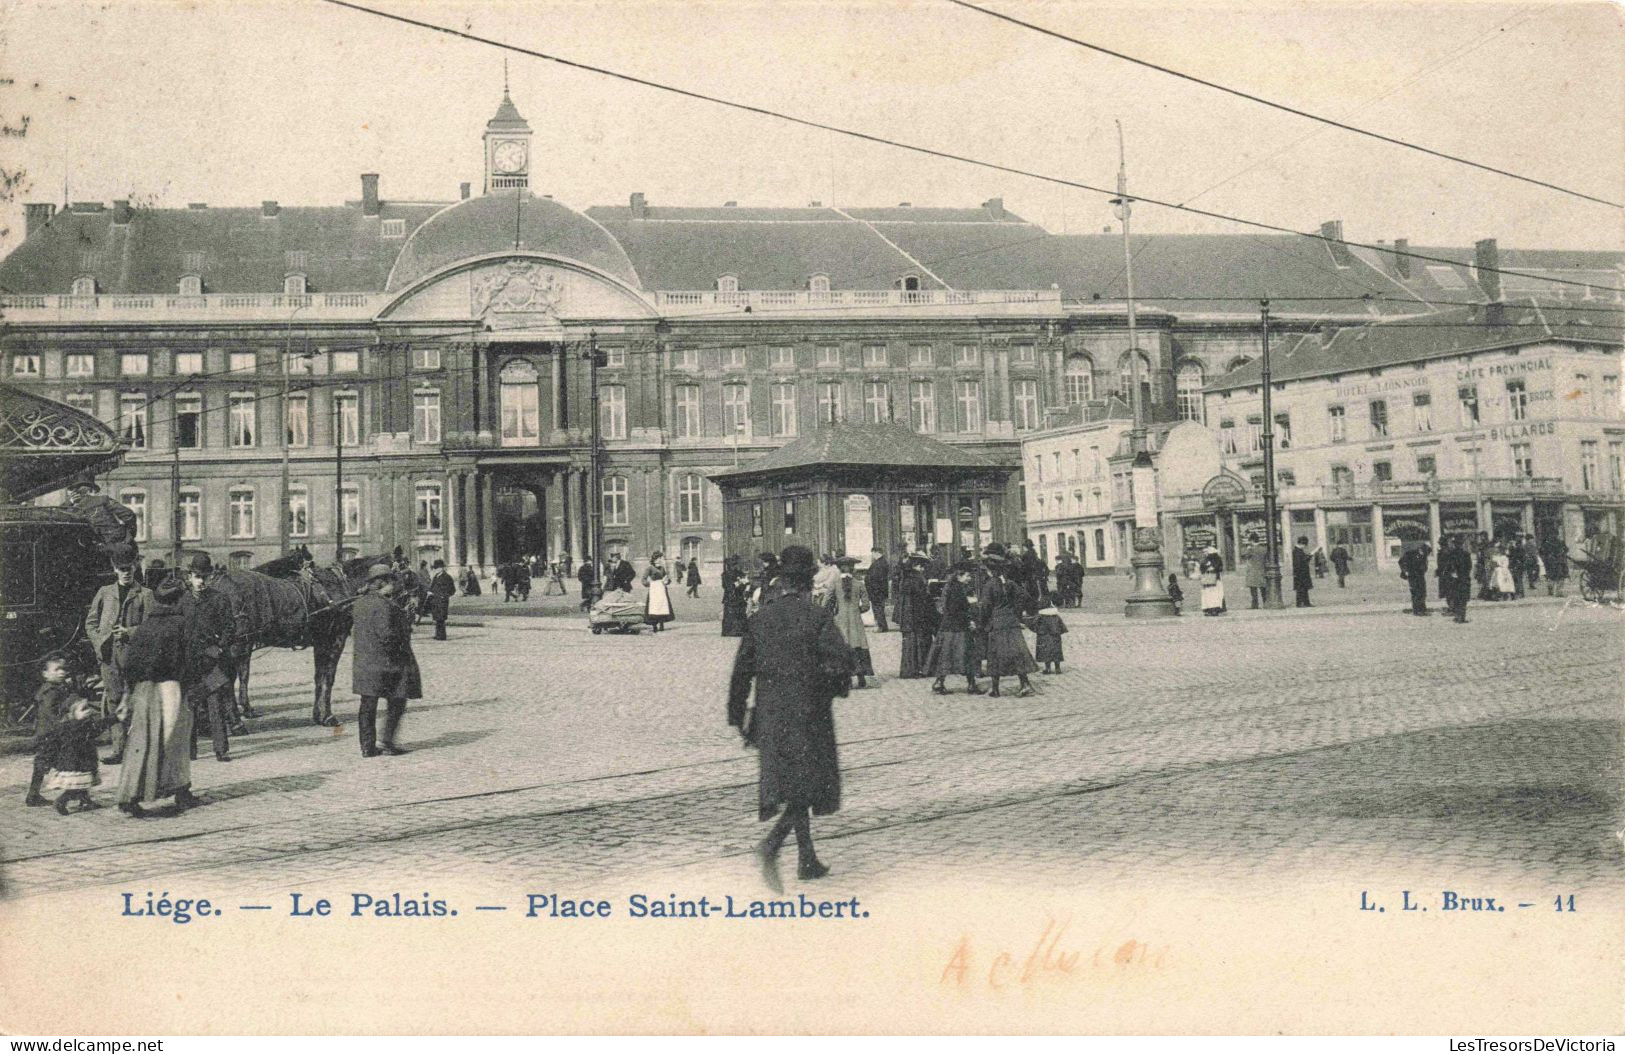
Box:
[1570,533,1624,606]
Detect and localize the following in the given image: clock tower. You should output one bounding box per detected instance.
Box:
[483,89,532,193]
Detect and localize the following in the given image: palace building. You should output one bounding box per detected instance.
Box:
[3,90,1619,574]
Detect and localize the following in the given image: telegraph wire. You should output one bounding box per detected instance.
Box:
[318,0,1624,294]
[941,0,1620,209]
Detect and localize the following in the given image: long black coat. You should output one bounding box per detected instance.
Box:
[895,571,936,634]
[727,592,853,820]
[864,556,890,601]
[1291,547,1313,592]
[350,592,423,699]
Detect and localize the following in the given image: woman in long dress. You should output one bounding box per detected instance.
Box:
[1200,546,1227,616]
[1491,542,1516,599]
[975,556,1037,697]
[116,579,203,818]
[926,565,982,695]
[643,552,676,631]
[895,555,936,678]
[720,555,749,637]
[828,557,875,688]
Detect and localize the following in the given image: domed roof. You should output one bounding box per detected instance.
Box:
[385,190,642,293]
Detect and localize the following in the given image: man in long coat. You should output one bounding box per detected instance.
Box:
[351,565,423,757]
[895,554,936,678]
[1399,542,1432,616]
[1291,538,1314,608]
[1437,534,1473,623]
[179,553,239,762]
[85,548,154,763]
[427,559,456,640]
[864,548,890,632]
[727,545,853,892]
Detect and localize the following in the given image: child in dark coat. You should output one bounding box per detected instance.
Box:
[40,699,118,814]
[1029,603,1068,674]
[1167,573,1184,614]
[25,657,81,807]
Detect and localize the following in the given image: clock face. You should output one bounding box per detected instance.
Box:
[493,139,528,174]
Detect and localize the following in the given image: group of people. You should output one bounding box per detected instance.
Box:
[1404,531,1579,622]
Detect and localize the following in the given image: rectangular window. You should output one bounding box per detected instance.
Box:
[1511,443,1533,479]
[412,346,441,371]
[1328,405,1346,443]
[816,344,841,368]
[1458,385,1479,425]
[674,384,701,438]
[1013,344,1035,363]
[864,382,890,423]
[10,353,39,376]
[677,475,704,526]
[1094,529,1105,562]
[1609,442,1623,489]
[1506,379,1528,421]
[955,380,982,432]
[1580,441,1599,490]
[120,352,148,377]
[287,489,309,538]
[602,477,629,527]
[783,499,797,534]
[676,347,700,370]
[340,485,361,536]
[1219,420,1237,455]
[910,380,935,432]
[175,351,203,375]
[283,350,312,375]
[334,392,360,446]
[175,394,202,448]
[1244,416,1262,454]
[178,491,202,541]
[604,347,626,368]
[285,393,309,447]
[1330,465,1354,495]
[723,383,750,437]
[120,491,148,542]
[1416,454,1437,477]
[1368,400,1388,438]
[414,483,443,532]
[330,349,360,374]
[229,393,256,447]
[769,347,794,369]
[118,394,147,449]
[771,382,797,437]
[1603,375,1620,416]
[956,344,979,367]
[229,351,256,376]
[65,353,94,377]
[909,344,933,367]
[412,390,441,443]
[1013,379,1039,431]
[1574,373,1591,415]
[817,381,843,425]
[1372,461,1392,483]
[600,385,627,440]
[381,219,406,239]
[1412,391,1433,432]
[229,488,256,539]
[1273,413,1292,450]
[862,344,887,369]
[724,347,746,369]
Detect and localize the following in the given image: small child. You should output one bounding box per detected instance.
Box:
[1030,603,1068,674]
[25,657,80,807]
[1167,573,1184,615]
[40,699,116,815]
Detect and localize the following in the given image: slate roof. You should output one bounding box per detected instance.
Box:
[1207,299,1625,392]
[711,422,1005,483]
[486,93,530,130]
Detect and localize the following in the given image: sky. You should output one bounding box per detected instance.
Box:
[0,0,1621,260]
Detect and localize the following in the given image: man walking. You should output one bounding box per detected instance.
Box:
[179,553,238,763]
[864,548,890,632]
[85,547,154,764]
[1399,542,1431,616]
[351,565,422,757]
[1291,537,1314,608]
[1330,544,1351,588]
[427,559,456,641]
[1438,535,1473,623]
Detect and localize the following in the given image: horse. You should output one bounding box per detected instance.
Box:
[237,547,424,727]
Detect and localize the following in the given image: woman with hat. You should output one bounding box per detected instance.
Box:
[350,565,422,758]
[720,555,749,637]
[642,551,676,632]
[927,563,983,695]
[1199,546,1227,616]
[895,553,936,679]
[828,556,875,689]
[727,545,854,892]
[116,578,203,817]
[976,551,1038,697]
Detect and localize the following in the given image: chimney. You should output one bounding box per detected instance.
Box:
[260,200,279,217]
[629,191,647,218]
[23,202,55,237]
[982,197,1005,219]
[1320,220,1352,267]
[1474,238,1501,300]
[898,202,911,208]
[361,173,380,216]
[723,200,737,208]
[459,182,471,201]
[113,200,133,224]
[1393,238,1411,279]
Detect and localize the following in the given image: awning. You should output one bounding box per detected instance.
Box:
[0,382,125,501]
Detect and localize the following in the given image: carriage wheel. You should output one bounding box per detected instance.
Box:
[1581,574,1601,604]
[591,626,602,634]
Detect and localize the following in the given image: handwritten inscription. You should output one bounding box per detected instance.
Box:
[940,918,1169,992]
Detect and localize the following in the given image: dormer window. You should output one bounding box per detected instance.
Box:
[808,273,830,295]
[898,274,921,292]
[284,273,307,296]
[70,275,96,296]
[381,219,406,239]
[716,274,739,294]
[178,275,202,297]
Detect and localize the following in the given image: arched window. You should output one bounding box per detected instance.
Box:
[677,473,705,525]
[1116,351,1154,407]
[1226,355,1254,374]
[1175,361,1206,423]
[716,274,739,294]
[499,359,540,445]
[602,475,629,527]
[70,275,96,297]
[283,273,307,296]
[1064,354,1094,405]
[808,273,830,295]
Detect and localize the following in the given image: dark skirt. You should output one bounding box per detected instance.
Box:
[721,597,748,637]
[925,630,971,676]
[899,632,933,678]
[985,627,1038,676]
[850,647,874,677]
[1034,633,1064,663]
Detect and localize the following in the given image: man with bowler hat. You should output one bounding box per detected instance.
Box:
[84,546,154,763]
[427,559,456,641]
[180,553,240,762]
[351,564,422,757]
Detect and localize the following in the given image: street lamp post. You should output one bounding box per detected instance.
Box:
[1259,300,1285,608]
[584,332,606,598]
[1112,122,1176,618]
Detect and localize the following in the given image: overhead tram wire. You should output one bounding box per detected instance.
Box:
[317,0,1625,297]
[941,0,1621,210]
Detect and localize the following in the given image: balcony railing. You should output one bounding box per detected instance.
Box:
[0,291,389,322]
[653,288,1061,315]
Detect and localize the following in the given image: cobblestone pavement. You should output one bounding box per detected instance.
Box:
[2,593,1619,901]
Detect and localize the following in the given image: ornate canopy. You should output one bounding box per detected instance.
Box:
[0,382,124,501]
